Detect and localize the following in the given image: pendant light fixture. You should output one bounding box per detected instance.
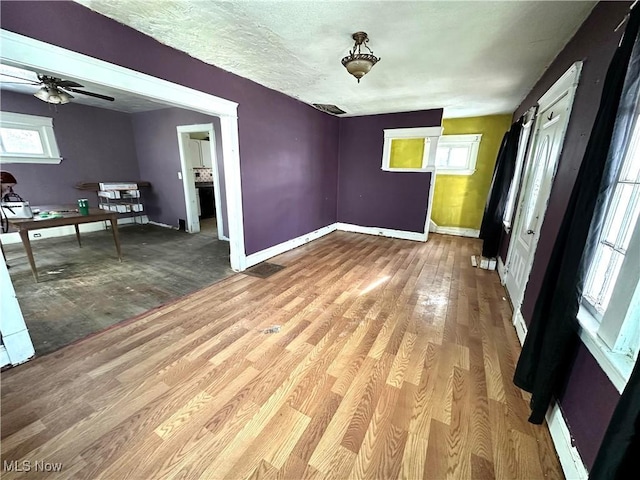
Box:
[341,31,380,83]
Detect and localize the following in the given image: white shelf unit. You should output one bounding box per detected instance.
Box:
[97,182,144,222]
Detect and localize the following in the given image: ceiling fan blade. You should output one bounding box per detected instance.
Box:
[65,87,115,102]
[0,73,39,84]
[56,80,84,88]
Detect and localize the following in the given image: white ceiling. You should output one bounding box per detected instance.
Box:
[73,0,596,118]
[0,64,171,113]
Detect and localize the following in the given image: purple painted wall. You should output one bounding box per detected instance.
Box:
[0,0,339,256]
[0,90,140,207]
[501,1,630,470]
[130,107,228,231]
[337,110,443,232]
[559,344,620,469]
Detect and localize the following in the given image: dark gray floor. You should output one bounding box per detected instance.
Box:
[4,219,235,356]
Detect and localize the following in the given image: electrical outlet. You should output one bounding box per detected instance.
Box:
[177,171,183,180]
[33,233,42,238]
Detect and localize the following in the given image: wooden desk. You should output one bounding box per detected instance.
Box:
[7,206,122,282]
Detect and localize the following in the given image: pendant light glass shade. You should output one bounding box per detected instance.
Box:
[34,86,72,104]
[341,32,380,83]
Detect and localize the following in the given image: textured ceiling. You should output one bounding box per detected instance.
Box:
[0,64,171,113]
[76,1,596,117]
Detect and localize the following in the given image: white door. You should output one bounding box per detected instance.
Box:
[504,62,582,310]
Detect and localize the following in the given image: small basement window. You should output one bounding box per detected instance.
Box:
[381,127,443,172]
[0,112,62,164]
[435,134,482,175]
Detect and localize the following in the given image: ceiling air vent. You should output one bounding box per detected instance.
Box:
[313,104,347,115]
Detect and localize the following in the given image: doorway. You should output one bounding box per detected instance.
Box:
[0,30,247,367]
[177,123,229,241]
[504,62,583,312]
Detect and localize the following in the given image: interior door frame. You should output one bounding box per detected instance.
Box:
[176,123,228,241]
[504,61,583,312]
[0,29,247,270]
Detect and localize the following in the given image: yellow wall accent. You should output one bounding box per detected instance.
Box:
[389,138,424,169]
[431,115,512,230]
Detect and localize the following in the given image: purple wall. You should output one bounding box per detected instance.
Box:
[559,344,619,470]
[501,1,630,469]
[337,110,443,232]
[0,0,339,256]
[130,107,228,231]
[0,90,140,207]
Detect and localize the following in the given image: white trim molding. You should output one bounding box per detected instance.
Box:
[497,256,507,285]
[512,308,588,480]
[381,127,443,172]
[0,111,62,164]
[245,224,338,268]
[336,223,427,242]
[244,221,431,268]
[546,403,589,480]
[432,225,480,238]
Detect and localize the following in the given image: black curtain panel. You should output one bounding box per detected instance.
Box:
[479,119,523,258]
[590,357,640,480]
[513,6,640,425]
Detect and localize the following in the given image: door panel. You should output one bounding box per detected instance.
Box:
[505,87,574,309]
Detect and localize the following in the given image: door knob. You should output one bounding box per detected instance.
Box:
[526,229,535,235]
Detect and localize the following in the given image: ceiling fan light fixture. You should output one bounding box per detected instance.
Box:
[34,86,72,104]
[341,31,380,83]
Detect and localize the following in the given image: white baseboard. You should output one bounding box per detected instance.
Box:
[0,215,149,245]
[148,220,178,230]
[546,402,588,480]
[497,256,507,285]
[513,308,528,346]
[511,309,588,480]
[433,225,480,238]
[336,222,427,242]
[429,219,438,233]
[245,223,338,268]
[244,222,428,269]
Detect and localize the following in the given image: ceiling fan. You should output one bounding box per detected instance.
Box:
[1,69,115,105]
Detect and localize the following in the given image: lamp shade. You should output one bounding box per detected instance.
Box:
[34,86,72,104]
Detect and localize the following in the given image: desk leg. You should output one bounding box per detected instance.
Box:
[74,224,82,247]
[19,230,38,282]
[110,218,122,261]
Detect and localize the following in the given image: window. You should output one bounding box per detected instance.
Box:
[0,112,62,164]
[434,134,481,175]
[578,96,640,390]
[381,127,443,172]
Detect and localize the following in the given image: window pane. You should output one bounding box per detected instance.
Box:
[620,116,640,182]
[622,185,640,250]
[435,147,450,167]
[600,251,625,312]
[0,127,44,154]
[604,183,633,247]
[389,138,424,169]
[448,147,470,168]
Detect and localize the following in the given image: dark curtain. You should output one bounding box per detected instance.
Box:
[513,5,640,426]
[479,119,523,258]
[591,357,640,479]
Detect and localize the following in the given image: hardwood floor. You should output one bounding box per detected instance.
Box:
[0,232,563,479]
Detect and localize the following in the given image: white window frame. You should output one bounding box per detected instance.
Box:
[0,111,62,164]
[576,101,640,393]
[434,134,482,175]
[381,126,442,172]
